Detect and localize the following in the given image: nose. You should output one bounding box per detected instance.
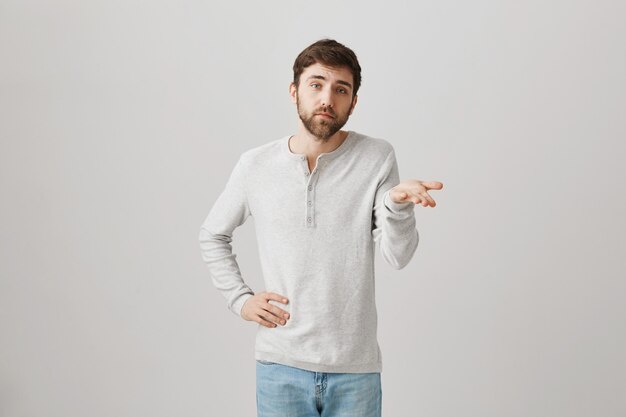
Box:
[320,87,334,110]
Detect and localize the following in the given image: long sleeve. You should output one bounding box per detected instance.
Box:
[201,131,419,373]
[371,148,419,269]
[198,156,254,317]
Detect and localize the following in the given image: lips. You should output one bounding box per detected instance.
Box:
[316,113,335,119]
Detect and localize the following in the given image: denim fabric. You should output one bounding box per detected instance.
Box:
[256,360,382,417]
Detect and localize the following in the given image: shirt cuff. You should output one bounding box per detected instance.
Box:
[231,292,254,317]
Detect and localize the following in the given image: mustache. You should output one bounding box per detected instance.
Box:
[315,109,336,116]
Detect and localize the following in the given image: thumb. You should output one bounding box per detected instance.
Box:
[390,189,409,203]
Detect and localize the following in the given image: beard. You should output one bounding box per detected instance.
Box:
[296,94,350,142]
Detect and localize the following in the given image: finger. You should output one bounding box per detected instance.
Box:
[257,316,277,328]
[266,292,289,304]
[264,302,290,321]
[404,191,417,204]
[259,309,286,326]
[409,192,434,207]
[420,192,436,207]
[422,181,443,190]
[407,191,425,206]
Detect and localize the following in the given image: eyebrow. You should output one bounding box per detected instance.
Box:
[305,75,353,90]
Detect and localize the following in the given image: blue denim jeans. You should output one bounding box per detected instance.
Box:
[256,360,382,417]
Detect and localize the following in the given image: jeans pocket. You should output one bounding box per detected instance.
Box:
[256,360,276,365]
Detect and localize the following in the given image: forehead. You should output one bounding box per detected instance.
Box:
[300,62,352,82]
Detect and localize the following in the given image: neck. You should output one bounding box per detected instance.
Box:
[289,128,349,157]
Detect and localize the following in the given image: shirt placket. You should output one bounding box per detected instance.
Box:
[299,155,322,228]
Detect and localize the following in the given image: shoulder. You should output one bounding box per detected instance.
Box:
[237,136,285,166]
[351,131,396,161]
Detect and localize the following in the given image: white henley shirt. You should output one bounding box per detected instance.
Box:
[198,130,418,373]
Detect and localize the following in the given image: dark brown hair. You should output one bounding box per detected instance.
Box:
[292,38,362,99]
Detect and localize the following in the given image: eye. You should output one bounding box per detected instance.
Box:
[310,83,321,88]
[338,88,347,94]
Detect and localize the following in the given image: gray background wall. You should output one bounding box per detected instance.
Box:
[1,1,625,416]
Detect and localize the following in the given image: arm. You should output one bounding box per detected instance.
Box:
[371,149,419,269]
[198,156,254,317]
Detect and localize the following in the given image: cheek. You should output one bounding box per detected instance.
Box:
[300,98,317,111]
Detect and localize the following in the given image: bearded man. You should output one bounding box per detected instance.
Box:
[199,38,443,417]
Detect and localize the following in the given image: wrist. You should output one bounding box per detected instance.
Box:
[384,190,413,212]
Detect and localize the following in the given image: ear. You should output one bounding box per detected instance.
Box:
[289,82,297,104]
[349,94,358,115]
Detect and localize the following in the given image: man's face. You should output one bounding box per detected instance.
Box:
[290,62,358,141]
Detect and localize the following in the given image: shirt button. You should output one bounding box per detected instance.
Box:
[308,185,312,190]
[308,201,312,206]
[300,156,305,160]
[305,172,309,176]
[307,217,312,222]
